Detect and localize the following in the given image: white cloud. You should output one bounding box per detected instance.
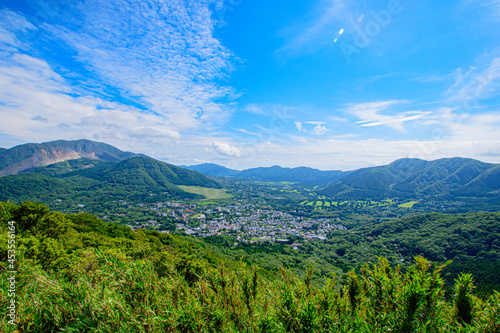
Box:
[219,130,500,170]
[29,1,234,131]
[0,4,241,158]
[327,115,348,122]
[294,121,303,131]
[0,50,181,147]
[213,141,241,157]
[312,124,329,135]
[459,0,500,21]
[444,57,500,112]
[0,9,36,53]
[305,121,330,135]
[345,100,430,131]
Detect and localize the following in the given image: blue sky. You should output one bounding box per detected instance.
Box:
[0,0,499,170]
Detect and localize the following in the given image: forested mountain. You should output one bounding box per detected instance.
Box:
[0,139,138,176]
[185,163,347,184]
[318,157,500,199]
[183,163,240,177]
[0,156,220,203]
[237,165,346,184]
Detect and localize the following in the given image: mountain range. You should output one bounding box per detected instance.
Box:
[0,140,219,203]
[183,163,347,185]
[1,139,500,201]
[317,157,500,199]
[186,158,500,199]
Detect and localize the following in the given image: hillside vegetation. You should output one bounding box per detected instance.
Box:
[1,202,500,332]
[318,157,500,199]
[210,211,500,298]
[0,156,220,203]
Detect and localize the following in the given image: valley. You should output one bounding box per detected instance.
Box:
[1,140,500,331]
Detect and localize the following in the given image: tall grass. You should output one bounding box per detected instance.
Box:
[3,251,498,332]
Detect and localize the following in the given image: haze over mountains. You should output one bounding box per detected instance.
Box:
[1,139,500,201]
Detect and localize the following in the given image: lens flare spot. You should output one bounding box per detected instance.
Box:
[339,28,344,35]
[334,38,338,43]
[358,14,364,22]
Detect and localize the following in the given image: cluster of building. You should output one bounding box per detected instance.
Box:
[94,199,347,242]
[160,201,346,242]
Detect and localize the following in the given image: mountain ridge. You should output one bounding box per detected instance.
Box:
[184,163,348,185]
[2,140,499,200]
[317,157,500,199]
[183,163,240,177]
[186,157,500,199]
[0,139,138,177]
[0,155,220,203]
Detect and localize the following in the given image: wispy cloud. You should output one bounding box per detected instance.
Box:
[459,0,500,21]
[0,1,237,141]
[244,104,266,115]
[42,0,235,131]
[327,115,348,122]
[444,57,500,111]
[345,100,430,131]
[0,51,182,146]
[0,11,36,61]
[0,2,239,154]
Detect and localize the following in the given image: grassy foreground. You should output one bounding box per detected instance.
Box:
[0,202,499,332]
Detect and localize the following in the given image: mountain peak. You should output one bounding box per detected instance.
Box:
[0,139,137,177]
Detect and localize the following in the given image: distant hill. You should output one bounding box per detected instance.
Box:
[317,157,500,199]
[0,139,138,176]
[185,163,347,184]
[184,163,240,177]
[237,165,346,184]
[84,156,221,189]
[0,156,220,203]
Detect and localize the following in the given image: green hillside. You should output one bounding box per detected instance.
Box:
[318,157,499,199]
[359,212,500,261]
[0,156,220,203]
[1,201,500,332]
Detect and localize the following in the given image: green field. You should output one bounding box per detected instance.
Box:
[178,186,233,200]
[398,201,419,208]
